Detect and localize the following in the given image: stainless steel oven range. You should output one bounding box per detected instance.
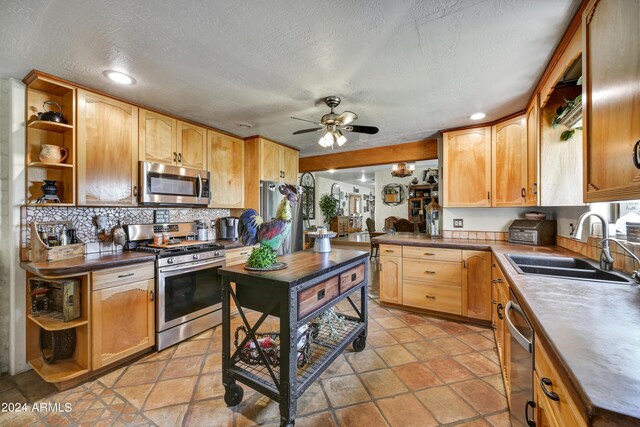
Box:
[125,222,225,350]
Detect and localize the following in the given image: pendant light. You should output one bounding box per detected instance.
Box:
[391,162,415,177]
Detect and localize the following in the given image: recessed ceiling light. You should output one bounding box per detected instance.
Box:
[328,169,336,173]
[102,70,136,85]
[470,112,486,120]
[236,122,253,129]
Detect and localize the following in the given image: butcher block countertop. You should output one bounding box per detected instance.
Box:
[21,251,156,278]
[220,248,369,288]
[372,233,640,425]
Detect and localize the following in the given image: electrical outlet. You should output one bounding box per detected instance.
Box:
[453,219,464,228]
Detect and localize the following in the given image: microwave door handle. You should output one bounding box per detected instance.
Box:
[505,301,533,353]
[196,174,203,199]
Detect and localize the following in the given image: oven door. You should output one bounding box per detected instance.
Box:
[157,258,225,332]
[139,161,210,206]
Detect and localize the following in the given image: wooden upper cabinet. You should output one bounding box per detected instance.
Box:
[177,121,207,170]
[261,139,283,182]
[526,97,540,206]
[583,0,640,202]
[139,109,177,166]
[442,127,492,207]
[281,146,299,185]
[492,115,527,207]
[462,250,491,321]
[208,131,244,208]
[77,90,139,206]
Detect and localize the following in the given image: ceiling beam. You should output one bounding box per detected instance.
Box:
[299,139,438,173]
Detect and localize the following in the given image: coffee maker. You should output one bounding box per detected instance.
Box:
[218,217,239,240]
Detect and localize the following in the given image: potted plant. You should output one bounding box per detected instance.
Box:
[319,194,339,225]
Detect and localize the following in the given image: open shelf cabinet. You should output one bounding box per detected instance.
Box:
[25,271,90,384]
[23,71,76,206]
[408,184,438,228]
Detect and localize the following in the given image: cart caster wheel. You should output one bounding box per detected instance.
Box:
[224,383,244,406]
[352,336,366,352]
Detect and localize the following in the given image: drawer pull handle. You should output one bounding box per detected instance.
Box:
[150,290,155,302]
[525,400,536,427]
[351,273,357,281]
[495,278,503,283]
[240,252,249,255]
[497,303,504,319]
[424,252,435,256]
[317,289,325,300]
[385,249,395,253]
[118,273,135,278]
[424,270,436,274]
[425,295,436,300]
[540,377,560,401]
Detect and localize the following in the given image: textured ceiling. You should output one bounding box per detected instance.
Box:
[0,0,580,157]
[314,160,438,189]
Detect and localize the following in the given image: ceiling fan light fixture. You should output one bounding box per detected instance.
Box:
[335,130,347,146]
[319,132,334,147]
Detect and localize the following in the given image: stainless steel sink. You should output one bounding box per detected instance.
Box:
[506,254,634,284]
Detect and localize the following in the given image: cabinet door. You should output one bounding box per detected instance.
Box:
[526,97,540,206]
[281,147,299,184]
[535,371,561,427]
[492,115,527,207]
[139,109,177,165]
[497,285,510,391]
[583,0,640,202]
[177,121,207,170]
[380,256,402,304]
[91,279,155,369]
[261,139,282,182]
[443,127,492,207]
[462,251,491,320]
[208,131,244,208]
[77,90,139,206]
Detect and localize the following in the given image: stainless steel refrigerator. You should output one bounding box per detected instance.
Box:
[260,181,304,254]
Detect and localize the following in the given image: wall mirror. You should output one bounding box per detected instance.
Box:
[382,183,405,206]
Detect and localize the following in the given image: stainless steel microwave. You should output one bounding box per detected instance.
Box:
[139,161,210,207]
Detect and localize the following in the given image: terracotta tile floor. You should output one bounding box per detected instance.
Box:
[0,295,510,426]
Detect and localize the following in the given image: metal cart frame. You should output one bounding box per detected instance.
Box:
[220,254,368,427]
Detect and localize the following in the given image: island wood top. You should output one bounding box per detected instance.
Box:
[219,248,368,288]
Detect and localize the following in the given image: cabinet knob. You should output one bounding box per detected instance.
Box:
[133,185,138,197]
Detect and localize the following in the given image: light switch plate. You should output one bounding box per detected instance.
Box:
[453,219,464,228]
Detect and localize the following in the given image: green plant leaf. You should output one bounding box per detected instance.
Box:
[319,194,339,225]
[246,244,278,268]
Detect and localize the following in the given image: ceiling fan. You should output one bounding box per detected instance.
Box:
[291,96,379,148]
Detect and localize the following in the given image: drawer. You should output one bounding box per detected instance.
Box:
[92,262,155,290]
[298,276,339,319]
[403,280,462,315]
[403,259,461,286]
[225,246,253,266]
[535,337,587,427]
[403,246,462,262]
[380,245,402,257]
[340,263,365,294]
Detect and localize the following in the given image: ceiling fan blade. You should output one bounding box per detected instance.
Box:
[293,127,323,135]
[291,116,322,125]
[343,125,379,134]
[337,111,358,125]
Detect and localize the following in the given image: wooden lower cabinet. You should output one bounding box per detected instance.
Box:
[330,216,349,237]
[462,250,492,320]
[225,246,255,313]
[91,278,155,369]
[403,280,461,315]
[379,255,402,304]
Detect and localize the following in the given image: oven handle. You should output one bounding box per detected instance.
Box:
[159,259,225,274]
[505,301,533,353]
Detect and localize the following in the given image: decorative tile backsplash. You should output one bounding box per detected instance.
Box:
[21,206,230,258]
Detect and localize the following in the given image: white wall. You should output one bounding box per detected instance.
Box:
[374,167,433,231]
[308,174,373,227]
[1,78,28,375]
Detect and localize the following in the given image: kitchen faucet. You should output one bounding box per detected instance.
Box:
[600,238,640,284]
[571,212,614,271]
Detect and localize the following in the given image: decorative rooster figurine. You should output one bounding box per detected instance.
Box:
[239,184,300,253]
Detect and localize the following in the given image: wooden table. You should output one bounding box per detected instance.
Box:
[219,249,369,427]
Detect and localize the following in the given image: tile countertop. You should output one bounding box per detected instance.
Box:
[21,241,251,278]
[372,233,640,425]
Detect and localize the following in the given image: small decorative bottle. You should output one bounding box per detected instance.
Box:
[425,199,442,238]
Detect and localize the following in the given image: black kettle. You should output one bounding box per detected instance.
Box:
[37,101,67,124]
